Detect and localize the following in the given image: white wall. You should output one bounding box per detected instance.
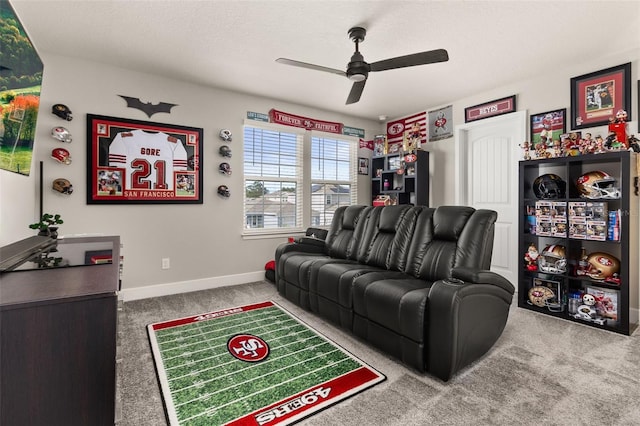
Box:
[0,53,380,298]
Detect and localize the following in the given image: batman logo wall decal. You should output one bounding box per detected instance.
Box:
[118,95,178,118]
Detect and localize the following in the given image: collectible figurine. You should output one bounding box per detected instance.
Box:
[628,134,640,153]
[580,133,594,154]
[524,243,539,271]
[594,135,606,153]
[605,132,625,150]
[520,141,532,160]
[608,109,628,149]
[552,139,562,157]
[535,141,551,159]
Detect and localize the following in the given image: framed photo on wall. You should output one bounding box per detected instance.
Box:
[464,95,516,123]
[86,114,203,204]
[530,109,566,146]
[570,62,631,130]
[358,157,369,175]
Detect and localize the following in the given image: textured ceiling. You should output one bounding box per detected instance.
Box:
[9,0,640,121]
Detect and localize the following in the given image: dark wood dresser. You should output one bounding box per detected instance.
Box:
[0,235,120,426]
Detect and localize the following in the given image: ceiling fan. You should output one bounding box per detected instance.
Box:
[276,27,449,105]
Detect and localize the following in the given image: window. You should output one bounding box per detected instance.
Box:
[243,123,357,234]
[310,135,357,226]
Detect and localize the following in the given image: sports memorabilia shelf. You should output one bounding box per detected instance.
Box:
[371,150,429,206]
[518,151,639,335]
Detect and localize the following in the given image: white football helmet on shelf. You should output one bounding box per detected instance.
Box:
[576,171,621,199]
[537,244,567,274]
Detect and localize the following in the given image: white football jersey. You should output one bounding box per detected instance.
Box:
[108,129,188,190]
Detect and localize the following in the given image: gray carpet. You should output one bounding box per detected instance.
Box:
[117,281,640,425]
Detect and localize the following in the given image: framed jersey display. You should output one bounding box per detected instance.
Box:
[86,114,203,204]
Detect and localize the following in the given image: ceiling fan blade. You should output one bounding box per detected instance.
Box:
[369,49,449,72]
[276,58,346,77]
[346,80,366,105]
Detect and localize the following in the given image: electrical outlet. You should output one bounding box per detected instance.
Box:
[162,258,170,269]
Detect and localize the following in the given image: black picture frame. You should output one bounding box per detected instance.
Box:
[358,157,369,175]
[86,114,203,204]
[570,62,631,130]
[464,95,516,123]
[529,108,566,146]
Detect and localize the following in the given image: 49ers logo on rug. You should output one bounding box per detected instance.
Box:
[227,334,270,362]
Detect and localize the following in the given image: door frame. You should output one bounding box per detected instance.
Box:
[454,110,527,281]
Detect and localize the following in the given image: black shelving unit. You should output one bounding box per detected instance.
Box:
[518,151,638,335]
[371,150,429,206]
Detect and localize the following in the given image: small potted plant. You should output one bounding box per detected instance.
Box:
[29,213,64,238]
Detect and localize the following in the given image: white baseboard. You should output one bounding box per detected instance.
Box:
[118,271,266,301]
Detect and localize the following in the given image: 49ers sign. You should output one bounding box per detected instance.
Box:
[227,334,270,362]
[269,109,343,134]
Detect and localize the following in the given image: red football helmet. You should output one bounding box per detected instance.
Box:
[51,148,72,165]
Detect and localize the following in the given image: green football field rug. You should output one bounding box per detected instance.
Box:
[147,301,386,426]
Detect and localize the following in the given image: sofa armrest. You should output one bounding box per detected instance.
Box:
[295,236,326,248]
[275,239,327,263]
[450,267,515,295]
[427,271,514,381]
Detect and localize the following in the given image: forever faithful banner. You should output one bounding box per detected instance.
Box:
[269,109,344,134]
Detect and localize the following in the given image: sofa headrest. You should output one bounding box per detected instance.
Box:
[341,205,365,230]
[378,205,413,232]
[433,206,475,241]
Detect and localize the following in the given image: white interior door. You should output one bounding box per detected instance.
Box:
[454,111,526,286]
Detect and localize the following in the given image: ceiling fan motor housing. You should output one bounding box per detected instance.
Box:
[347,52,369,81]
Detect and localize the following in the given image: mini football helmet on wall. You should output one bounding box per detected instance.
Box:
[217,185,230,197]
[52,104,73,121]
[219,145,232,158]
[219,162,232,175]
[51,148,72,165]
[576,171,621,199]
[533,174,566,199]
[51,126,72,143]
[219,129,232,141]
[52,178,73,194]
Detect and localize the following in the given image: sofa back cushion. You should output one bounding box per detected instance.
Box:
[405,206,496,281]
[325,205,371,259]
[359,205,422,270]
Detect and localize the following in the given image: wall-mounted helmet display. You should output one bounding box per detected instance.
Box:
[52,104,73,121]
[51,126,72,143]
[51,148,72,165]
[219,162,232,175]
[52,178,73,194]
[217,185,230,197]
[537,244,567,274]
[533,174,566,199]
[576,171,621,199]
[585,252,620,281]
[219,145,232,158]
[219,129,232,141]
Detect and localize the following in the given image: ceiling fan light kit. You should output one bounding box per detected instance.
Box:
[276,26,449,105]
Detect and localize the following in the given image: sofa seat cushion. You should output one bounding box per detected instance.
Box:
[311,262,386,312]
[352,276,433,343]
[280,252,330,290]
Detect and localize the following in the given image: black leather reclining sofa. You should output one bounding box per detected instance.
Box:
[275,204,514,381]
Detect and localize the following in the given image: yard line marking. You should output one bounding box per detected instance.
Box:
[178,355,352,423]
[170,339,337,392]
